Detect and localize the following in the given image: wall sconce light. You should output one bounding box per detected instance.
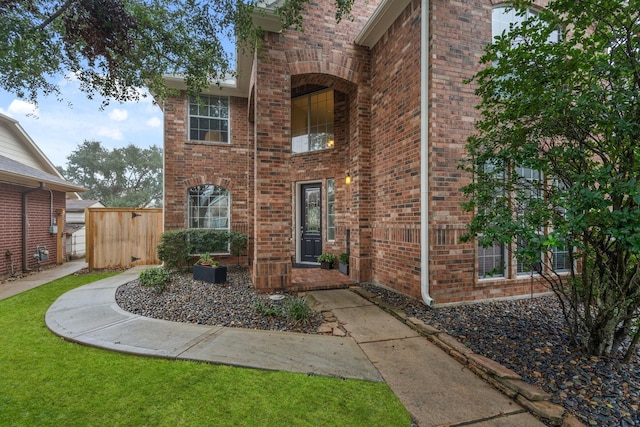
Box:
[345,173,352,185]
[327,139,334,148]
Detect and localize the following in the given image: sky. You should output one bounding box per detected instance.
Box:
[0,74,164,169]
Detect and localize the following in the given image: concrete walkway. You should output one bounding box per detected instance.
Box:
[6,263,546,426]
[306,289,545,427]
[45,266,381,382]
[0,259,88,301]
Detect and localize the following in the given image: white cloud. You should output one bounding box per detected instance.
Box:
[7,99,39,116]
[96,126,124,140]
[146,116,162,128]
[109,108,128,121]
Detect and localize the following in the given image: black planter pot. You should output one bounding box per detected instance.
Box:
[193,264,228,284]
[320,261,333,270]
[338,262,349,275]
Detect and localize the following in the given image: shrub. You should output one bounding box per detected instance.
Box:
[229,231,248,264]
[139,267,171,293]
[157,231,191,270]
[317,253,336,264]
[338,253,349,264]
[157,229,249,269]
[284,297,311,323]
[254,297,312,324]
[254,300,283,317]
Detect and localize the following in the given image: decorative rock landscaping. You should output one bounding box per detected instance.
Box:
[360,285,640,427]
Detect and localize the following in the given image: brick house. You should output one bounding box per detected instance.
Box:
[0,113,85,278]
[161,0,552,305]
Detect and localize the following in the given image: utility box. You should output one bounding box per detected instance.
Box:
[34,246,49,262]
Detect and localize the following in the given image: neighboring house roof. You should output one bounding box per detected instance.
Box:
[0,112,85,195]
[0,154,86,193]
[66,199,105,211]
[64,223,85,236]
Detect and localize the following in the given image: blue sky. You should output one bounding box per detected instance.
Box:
[0,74,164,168]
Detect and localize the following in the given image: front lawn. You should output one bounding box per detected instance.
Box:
[0,272,411,426]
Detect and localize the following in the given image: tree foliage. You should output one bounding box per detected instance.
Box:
[0,0,354,106]
[59,140,162,207]
[462,0,640,361]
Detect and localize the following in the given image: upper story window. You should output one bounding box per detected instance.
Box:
[291,89,334,153]
[493,5,560,43]
[189,95,229,143]
[188,185,230,230]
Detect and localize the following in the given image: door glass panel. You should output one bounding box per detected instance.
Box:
[305,187,320,233]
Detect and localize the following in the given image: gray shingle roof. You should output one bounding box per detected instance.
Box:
[0,154,86,193]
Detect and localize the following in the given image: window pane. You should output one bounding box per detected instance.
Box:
[188,185,230,231]
[327,179,335,241]
[291,89,334,153]
[517,236,542,275]
[478,242,504,278]
[552,245,571,272]
[189,95,230,143]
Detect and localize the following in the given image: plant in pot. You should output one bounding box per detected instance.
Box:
[338,252,349,275]
[317,253,336,270]
[193,253,227,283]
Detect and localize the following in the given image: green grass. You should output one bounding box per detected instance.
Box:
[0,273,411,426]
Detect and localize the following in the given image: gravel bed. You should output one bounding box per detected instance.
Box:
[362,284,640,427]
[116,266,322,333]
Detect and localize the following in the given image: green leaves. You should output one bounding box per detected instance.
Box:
[464,0,640,359]
[0,0,355,106]
[60,140,162,207]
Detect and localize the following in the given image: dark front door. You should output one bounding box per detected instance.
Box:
[300,183,322,263]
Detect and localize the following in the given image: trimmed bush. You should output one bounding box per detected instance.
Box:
[157,229,248,270]
[138,267,171,293]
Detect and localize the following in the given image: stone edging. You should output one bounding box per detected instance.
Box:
[349,287,586,427]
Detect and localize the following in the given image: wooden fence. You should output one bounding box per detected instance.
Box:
[86,208,163,270]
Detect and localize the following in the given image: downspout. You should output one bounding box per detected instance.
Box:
[22,182,45,272]
[421,0,434,306]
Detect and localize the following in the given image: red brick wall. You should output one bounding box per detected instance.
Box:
[250,0,380,290]
[425,0,551,304]
[162,0,554,303]
[365,0,552,304]
[369,1,423,299]
[163,93,250,264]
[0,183,63,277]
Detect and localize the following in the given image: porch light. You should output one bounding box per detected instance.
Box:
[345,173,352,185]
[327,139,334,148]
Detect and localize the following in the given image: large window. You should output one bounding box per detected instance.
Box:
[493,5,560,44]
[189,95,229,143]
[478,161,505,279]
[292,89,334,153]
[327,179,335,241]
[188,185,230,230]
[516,166,543,276]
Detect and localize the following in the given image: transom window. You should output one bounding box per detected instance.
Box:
[291,89,334,153]
[188,185,230,230]
[189,95,229,143]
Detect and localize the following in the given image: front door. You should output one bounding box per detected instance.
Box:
[300,183,322,263]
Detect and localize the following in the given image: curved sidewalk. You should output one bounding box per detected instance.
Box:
[45,266,382,382]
